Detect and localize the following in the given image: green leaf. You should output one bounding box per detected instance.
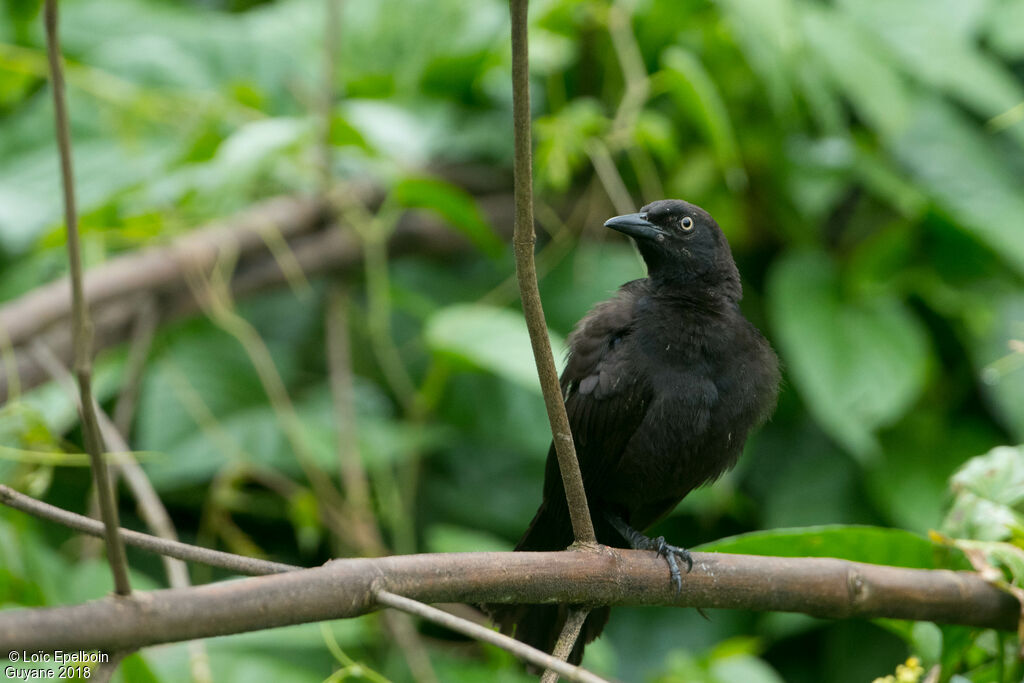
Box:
[767,249,930,459]
[425,303,566,394]
[943,445,1024,542]
[714,0,801,115]
[866,414,999,534]
[0,135,176,254]
[539,242,645,334]
[965,293,1024,440]
[425,523,512,553]
[657,47,746,190]
[891,97,1024,277]
[710,654,785,683]
[534,98,608,191]
[392,176,504,258]
[697,525,959,570]
[7,349,127,438]
[212,117,311,178]
[957,539,1024,586]
[800,5,910,138]
[987,0,1024,60]
[113,653,161,683]
[328,113,371,150]
[837,0,1024,138]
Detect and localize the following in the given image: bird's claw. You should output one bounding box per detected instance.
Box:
[650,536,692,594]
[605,513,693,593]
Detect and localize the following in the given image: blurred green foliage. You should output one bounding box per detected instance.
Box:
[1,0,1023,681]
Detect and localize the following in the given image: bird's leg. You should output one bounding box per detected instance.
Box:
[605,512,692,594]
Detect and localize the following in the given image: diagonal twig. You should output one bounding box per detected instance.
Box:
[541,608,591,683]
[44,0,131,596]
[29,339,213,682]
[326,288,387,556]
[374,591,610,683]
[0,484,298,575]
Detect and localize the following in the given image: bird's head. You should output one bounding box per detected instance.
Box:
[604,199,741,300]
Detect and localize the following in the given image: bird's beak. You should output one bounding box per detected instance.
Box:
[604,213,664,241]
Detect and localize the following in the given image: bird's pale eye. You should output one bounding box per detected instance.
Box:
[680,216,694,231]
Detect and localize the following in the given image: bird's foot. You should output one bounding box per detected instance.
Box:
[642,535,693,594]
[606,513,693,594]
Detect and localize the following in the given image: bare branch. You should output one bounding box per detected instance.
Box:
[29,340,193,591]
[327,288,386,556]
[0,485,298,576]
[44,0,131,596]
[112,296,158,437]
[585,139,635,215]
[319,0,341,190]
[380,611,439,683]
[508,0,596,545]
[540,608,590,683]
[0,196,324,351]
[0,545,1017,652]
[375,591,608,683]
[0,191,513,403]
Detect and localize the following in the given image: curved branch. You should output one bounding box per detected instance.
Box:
[1,547,1017,652]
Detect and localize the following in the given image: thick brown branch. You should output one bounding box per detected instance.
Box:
[44,0,131,596]
[509,0,596,545]
[0,547,1016,652]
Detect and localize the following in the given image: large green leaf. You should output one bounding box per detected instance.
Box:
[392,176,504,258]
[534,98,608,191]
[767,249,930,459]
[987,0,1024,60]
[799,5,910,139]
[891,97,1024,277]
[139,620,374,683]
[964,293,1024,441]
[425,303,567,394]
[0,135,175,254]
[698,525,961,570]
[714,0,801,115]
[656,47,746,190]
[837,0,1024,142]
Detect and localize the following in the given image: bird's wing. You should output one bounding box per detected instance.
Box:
[547,280,654,501]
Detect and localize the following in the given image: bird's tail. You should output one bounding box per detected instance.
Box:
[483,501,612,668]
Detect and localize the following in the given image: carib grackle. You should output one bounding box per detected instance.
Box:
[486,199,780,665]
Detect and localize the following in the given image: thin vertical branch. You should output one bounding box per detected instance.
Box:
[112,296,158,437]
[585,139,635,215]
[326,287,386,556]
[380,611,440,683]
[187,265,354,549]
[320,0,341,191]
[43,0,131,596]
[328,291,436,682]
[28,340,215,681]
[508,0,595,545]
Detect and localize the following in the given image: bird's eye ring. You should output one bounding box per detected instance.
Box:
[680,216,694,231]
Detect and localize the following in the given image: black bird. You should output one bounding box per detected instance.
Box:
[487,199,780,665]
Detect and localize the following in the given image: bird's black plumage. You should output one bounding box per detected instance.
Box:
[487,199,780,666]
